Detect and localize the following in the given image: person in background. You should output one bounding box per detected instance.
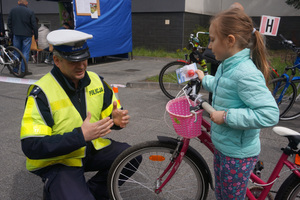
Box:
[20,29,138,200]
[31,17,51,64]
[38,24,50,50]
[7,0,38,75]
[37,20,51,64]
[196,7,279,199]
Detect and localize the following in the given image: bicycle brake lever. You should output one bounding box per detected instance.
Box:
[190,104,202,112]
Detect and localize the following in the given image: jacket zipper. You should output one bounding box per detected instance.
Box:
[76,89,84,119]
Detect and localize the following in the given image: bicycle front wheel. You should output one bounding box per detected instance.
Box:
[275,172,300,200]
[5,46,28,78]
[280,79,300,120]
[159,61,189,99]
[268,78,297,118]
[108,141,209,200]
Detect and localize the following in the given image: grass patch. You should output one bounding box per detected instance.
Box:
[269,49,295,75]
[133,47,190,59]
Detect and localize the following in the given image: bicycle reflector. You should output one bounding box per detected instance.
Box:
[149,155,165,162]
[295,154,300,166]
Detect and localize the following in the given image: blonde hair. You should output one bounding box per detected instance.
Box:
[210,8,270,83]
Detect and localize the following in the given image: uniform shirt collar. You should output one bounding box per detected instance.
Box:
[51,65,91,92]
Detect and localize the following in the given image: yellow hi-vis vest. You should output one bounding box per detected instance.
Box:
[20,71,121,171]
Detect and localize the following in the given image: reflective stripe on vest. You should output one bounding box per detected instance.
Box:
[20,71,114,171]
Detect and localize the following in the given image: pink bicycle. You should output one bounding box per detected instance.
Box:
[108,79,300,200]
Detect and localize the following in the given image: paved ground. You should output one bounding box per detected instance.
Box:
[0,57,299,199]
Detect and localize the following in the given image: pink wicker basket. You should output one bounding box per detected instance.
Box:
[166,96,203,138]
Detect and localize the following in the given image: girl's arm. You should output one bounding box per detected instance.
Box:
[196,70,215,93]
[226,73,279,129]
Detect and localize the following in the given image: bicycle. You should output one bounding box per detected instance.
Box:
[159,31,279,100]
[108,78,300,200]
[268,34,300,120]
[0,32,28,78]
[158,31,213,99]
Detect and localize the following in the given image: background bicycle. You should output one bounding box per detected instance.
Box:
[0,31,28,78]
[268,34,300,120]
[159,31,217,99]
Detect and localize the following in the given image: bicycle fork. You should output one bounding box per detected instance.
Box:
[154,138,190,194]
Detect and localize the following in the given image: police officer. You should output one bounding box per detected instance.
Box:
[20,30,133,200]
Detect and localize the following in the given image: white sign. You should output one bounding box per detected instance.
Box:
[259,15,281,36]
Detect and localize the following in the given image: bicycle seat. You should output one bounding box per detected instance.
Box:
[273,126,300,148]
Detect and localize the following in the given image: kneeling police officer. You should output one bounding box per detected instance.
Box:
[20,29,133,200]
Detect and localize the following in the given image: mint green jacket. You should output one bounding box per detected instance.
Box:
[202,48,279,158]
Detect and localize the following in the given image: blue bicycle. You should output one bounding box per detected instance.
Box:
[269,34,300,120]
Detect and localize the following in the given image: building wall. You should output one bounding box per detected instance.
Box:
[186,0,299,16]
[132,0,300,51]
[132,12,184,51]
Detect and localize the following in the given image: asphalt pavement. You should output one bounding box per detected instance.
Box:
[0,57,299,200]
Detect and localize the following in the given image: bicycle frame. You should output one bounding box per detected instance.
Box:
[0,45,17,65]
[246,153,300,200]
[154,108,300,199]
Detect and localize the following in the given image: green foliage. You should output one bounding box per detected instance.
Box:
[286,0,300,9]
[133,47,190,59]
[133,47,170,58]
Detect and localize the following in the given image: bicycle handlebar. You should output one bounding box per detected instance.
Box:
[201,102,216,114]
[196,31,209,38]
[279,34,299,53]
[185,78,216,114]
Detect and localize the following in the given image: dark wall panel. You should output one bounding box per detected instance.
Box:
[132,12,300,52]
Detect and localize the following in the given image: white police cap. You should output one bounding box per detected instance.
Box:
[47,29,93,61]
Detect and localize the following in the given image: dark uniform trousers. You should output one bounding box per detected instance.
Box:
[41,139,138,200]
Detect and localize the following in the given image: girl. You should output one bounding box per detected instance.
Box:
[196,8,279,199]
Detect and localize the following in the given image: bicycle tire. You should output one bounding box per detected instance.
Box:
[159,61,201,99]
[5,46,28,78]
[108,140,209,200]
[274,172,300,200]
[268,78,297,118]
[280,79,300,120]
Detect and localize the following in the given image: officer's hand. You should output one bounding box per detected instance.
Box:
[112,101,130,128]
[81,112,114,141]
[210,111,225,125]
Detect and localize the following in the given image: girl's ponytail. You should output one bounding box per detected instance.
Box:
[251,30,270,83]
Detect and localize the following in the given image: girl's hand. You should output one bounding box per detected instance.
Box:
[210,111,226,125]
[195,69,205,81]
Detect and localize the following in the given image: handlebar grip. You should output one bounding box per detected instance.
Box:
[202,102,216,114]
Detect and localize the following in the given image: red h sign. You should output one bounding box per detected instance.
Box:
[259,15,281,36]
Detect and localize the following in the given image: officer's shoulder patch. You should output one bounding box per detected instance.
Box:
[30,86,42,97]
